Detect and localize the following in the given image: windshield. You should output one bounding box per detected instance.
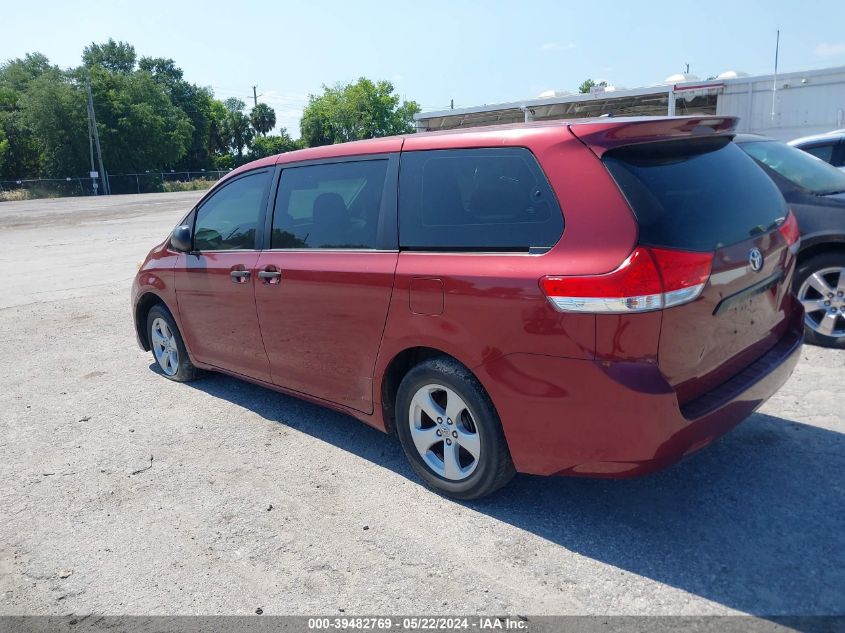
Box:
[741,140,845,195]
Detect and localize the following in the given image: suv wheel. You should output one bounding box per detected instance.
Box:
[146,305,198,382]
[395,357,514,499]
[795,252,845,348]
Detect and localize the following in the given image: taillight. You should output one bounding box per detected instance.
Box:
[778,211,800,253]
[541,247,713,313]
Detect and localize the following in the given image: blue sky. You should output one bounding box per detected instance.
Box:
[3,0,845,137]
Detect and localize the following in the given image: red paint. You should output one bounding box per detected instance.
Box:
[174,251,271,382]
[409,278,445,316]
[253,251,397,413]
[133,117,803,479]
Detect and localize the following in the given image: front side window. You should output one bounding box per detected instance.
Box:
[802,143,835,163]
[194,170,271,251]
[272,160,388,249]
[398,148,563,252]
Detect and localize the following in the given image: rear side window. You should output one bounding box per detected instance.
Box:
[272,160,388,249]
[399,148,563,252]
[604,138,786,252]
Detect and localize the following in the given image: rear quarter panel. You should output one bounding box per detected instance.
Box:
[373,126,639,428]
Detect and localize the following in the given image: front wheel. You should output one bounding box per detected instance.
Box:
[794,252,845,348]
[395,357,514,500]
[146,304,198,382]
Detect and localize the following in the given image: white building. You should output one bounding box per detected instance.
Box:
[414,66,845,141]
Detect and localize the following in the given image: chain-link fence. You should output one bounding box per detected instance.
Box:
[0,170,231,201]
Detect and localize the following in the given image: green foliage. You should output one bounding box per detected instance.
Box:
[0,54,53,177]
[0,53,53,92]
[0,189,32,202]
[87,66,193,172]
[578,79,607,94]
[221,99,253,160]
[250,103,276,136]
[300,78,420,147]
[82,39,136,73]
[0,41,421,183]
[19,68,89,176]
[0,129,10,174]
[162,178,216,192]
[141,56,215,169]
[249,130,300,159]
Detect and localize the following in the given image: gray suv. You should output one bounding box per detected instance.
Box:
[737,134,845,348]
[789,130,845,172]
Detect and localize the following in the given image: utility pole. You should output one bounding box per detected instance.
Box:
[771,29,780,121]
[85,71,109,195]
[86,93,97,195]
[252,85,258,109]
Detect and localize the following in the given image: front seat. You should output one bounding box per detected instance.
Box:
[311,192,350,247]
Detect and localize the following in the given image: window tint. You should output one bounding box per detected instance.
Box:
[398,148,563,252]
[742,141,845,195]
[604,138,787,252]
[194,171,270,251]
[272,160,388,249]
[802,143,835,163]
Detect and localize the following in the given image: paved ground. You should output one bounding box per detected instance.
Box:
[0,193,843,616]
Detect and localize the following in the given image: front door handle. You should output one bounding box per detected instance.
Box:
[230,269,250,283]
[258,269,282,284]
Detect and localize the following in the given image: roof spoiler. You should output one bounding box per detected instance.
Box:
[569,116,738,157]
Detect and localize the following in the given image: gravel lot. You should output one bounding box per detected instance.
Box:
[0,192,843,617]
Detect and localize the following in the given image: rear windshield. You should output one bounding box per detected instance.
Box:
[604,138,787,252]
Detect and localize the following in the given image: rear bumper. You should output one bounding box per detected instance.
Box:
[476,321,803,477]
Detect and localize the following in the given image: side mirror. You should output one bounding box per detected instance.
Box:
[170,225,192,252]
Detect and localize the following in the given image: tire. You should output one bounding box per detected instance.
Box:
[395,356,515,500]
[794,252,845,349]
[146,304,199,382]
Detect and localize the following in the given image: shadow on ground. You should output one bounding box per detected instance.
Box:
[170,366,845,616]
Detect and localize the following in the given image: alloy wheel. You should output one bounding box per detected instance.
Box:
[408,384,481,481]
[798,266,845,338]
[151,317,179,376]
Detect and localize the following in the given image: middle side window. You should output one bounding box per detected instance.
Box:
[272,160,389,249]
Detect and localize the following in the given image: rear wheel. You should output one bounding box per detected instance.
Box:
[146,305,198,382]
[795,252,845,348]
[395,357,514,499]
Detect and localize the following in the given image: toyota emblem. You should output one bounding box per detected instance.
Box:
[748,248,764,272]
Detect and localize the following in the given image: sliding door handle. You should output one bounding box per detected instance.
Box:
[258,269,282,284]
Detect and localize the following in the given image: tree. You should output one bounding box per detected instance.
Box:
[0,53,52,92]
[138,57,183,83]
[19,69,89,176]
[0,54,53,177]
[82,39,136,73]
[578,78,607,94]
[86,66,193,172]
[141,56,215,169]
[300,78,420,147]
[222,98,253,160]
[208,99,230,160]
[250,103,276,136]
[248,129,300,159]
[0,129,10,174]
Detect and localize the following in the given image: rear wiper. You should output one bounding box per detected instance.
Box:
[817,189,845,196]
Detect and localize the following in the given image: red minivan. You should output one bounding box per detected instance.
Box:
[132,116,803,499]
